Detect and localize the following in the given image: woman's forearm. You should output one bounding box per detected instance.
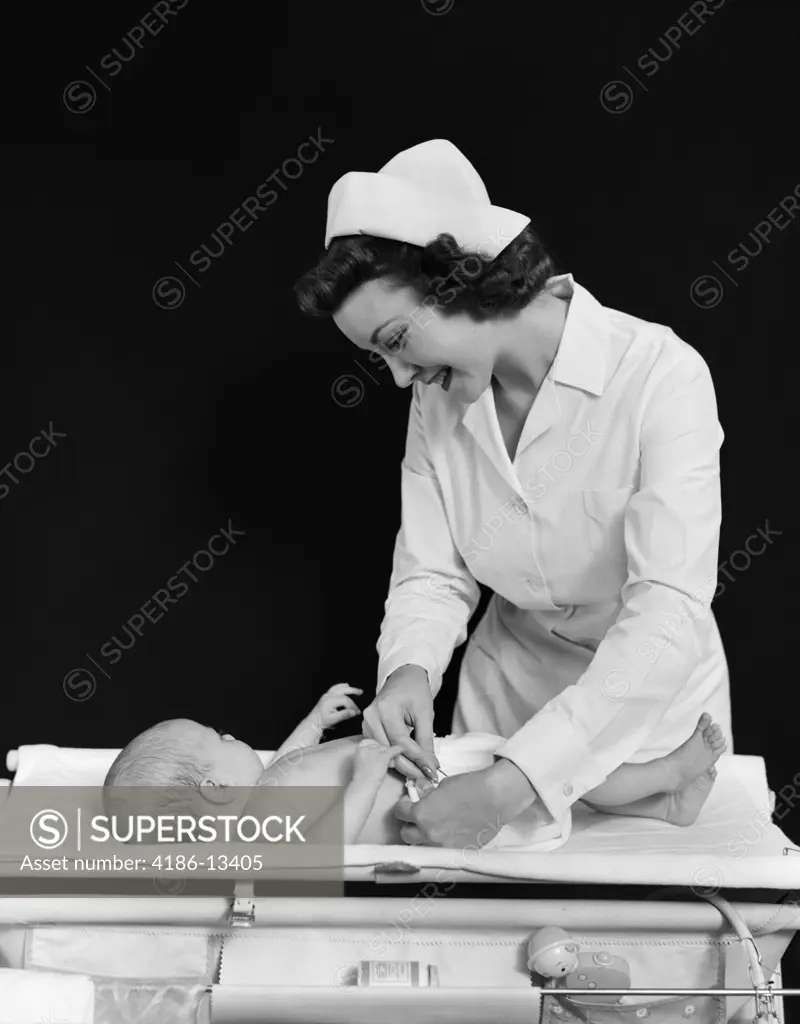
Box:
[386,664,429,684]
[488,757,539,816]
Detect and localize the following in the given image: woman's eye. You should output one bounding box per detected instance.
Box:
[384,328,407,352]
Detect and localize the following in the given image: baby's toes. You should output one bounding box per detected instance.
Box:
[704,726,726,755]
[702,722,720,743]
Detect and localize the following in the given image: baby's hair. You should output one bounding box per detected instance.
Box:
[103,720,213,819]
[294,226,557,323]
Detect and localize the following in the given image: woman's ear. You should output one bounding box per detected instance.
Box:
[546,277,572,300]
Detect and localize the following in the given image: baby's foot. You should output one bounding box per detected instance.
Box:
[659,714,726,826]
[664,765,718,826]
[661,714,726,793]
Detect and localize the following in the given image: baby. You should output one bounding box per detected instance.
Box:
[104,684,409,844]
[105,685,728,845]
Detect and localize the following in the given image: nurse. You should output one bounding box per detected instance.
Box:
[294,140,732,849]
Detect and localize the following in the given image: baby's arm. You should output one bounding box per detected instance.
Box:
[270,718,322,762]
[306,740,403,844]
[341,777,388,844]
[270,685,363,762]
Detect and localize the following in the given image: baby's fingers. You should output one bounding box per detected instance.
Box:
[328,684,364,696]
[329,696,360,714]
[327,706,361,725]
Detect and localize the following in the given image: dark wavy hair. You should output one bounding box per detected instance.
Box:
[294,227,557,323]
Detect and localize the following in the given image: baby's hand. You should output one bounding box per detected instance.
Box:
[312,684,363,731]
[352,739,404,787]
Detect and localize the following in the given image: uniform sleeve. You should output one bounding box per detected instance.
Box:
[496,352,724,821]
[376,385,481,697]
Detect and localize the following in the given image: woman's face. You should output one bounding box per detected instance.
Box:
[332,278,496,404]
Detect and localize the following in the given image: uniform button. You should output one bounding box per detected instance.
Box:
[563,783,573,797]
[593,952,612,966]
[578,974,587,981]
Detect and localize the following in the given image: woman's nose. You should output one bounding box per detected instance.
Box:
[384,356,417,389]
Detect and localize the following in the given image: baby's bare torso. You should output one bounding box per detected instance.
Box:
[258,736,406,844]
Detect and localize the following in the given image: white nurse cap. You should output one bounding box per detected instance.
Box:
[324,139,530,258]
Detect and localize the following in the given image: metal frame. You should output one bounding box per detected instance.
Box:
[219,887,799,1020]
[4,751,800,1021]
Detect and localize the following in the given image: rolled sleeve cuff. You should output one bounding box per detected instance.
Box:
[377,645,442,697]
[496,705,610,822]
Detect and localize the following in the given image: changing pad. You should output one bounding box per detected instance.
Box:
[4,744,800,889]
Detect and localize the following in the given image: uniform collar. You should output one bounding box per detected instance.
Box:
[547,273,611,398]
[458,273,611,484]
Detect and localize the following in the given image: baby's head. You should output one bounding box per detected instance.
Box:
[104,719,264,814]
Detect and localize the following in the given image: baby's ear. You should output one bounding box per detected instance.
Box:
[198,780,239,806]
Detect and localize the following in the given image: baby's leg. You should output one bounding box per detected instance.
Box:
[582,715,727,826]
[261,737,406,844]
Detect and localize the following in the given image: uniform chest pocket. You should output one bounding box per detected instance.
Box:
[581,487,634,559]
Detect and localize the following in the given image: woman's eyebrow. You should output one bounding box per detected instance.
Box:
[370,317,402,347]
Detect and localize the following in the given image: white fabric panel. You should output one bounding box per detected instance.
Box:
[25,927,214,981]
[0,967,95,1023]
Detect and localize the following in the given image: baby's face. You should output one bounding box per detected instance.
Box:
[169,720,264,787]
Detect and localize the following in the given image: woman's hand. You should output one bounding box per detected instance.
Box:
[393,759,538,848]
[362,666,439,782]
[311,684,364,732]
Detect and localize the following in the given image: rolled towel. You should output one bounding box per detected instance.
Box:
[435,733,504,774]
[403,734,504,799]
[0,968,95,1023]
[9,745,276,786]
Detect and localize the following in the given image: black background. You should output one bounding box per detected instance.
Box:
[1,0,797,873]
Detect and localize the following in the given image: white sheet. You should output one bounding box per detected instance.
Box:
[347,755,800,887]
